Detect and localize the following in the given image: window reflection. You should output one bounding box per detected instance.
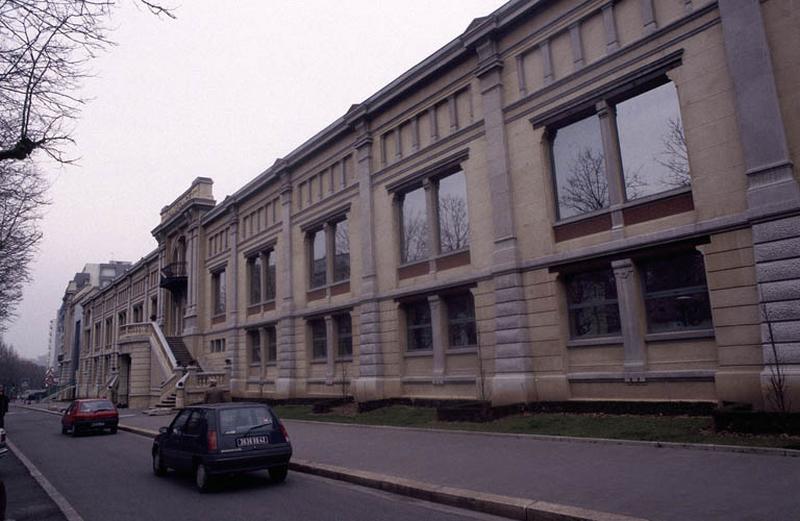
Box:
[401,187,428,263]
[552,115,607,219]
[617,82,689,200]
[438,171,469,253]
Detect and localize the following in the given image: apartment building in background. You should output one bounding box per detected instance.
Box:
[58,0,800,411]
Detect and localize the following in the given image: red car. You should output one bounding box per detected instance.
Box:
[61,399,119,436]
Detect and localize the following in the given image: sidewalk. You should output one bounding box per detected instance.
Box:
[114,407,800,521]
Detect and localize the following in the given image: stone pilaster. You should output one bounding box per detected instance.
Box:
[720,0,800,410]
[348,115,388,401]
[275,168,297,398]
[473,37,535,405]
[429,295,446,385]
[612,259,646,380]
[325,315,335,385]
[227,207,243,395]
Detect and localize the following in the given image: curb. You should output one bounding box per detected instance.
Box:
[282,418,800,458]
[15,407,647,521]
[289,459,648,521]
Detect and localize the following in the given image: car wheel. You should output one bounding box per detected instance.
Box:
[110,427,118,434]
[152,450,167,477]
[269,465,288,484]
[61,426,68,435]
[195,463,211,492]
[70,426,79,437]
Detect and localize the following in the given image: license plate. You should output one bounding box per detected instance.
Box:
[92,422,105,427]
[236,435,269,448]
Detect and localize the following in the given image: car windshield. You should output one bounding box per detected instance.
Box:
[218,407,273,435]
[79,400,115,412]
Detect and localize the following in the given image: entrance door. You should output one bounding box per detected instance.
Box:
[171,292,185,336]
[118,355,131,407]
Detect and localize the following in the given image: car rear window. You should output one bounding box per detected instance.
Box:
[218,407,273,434]
[79,400,115,412]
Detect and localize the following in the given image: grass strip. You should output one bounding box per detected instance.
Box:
[272,404,800,449]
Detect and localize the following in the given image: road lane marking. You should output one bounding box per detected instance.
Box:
[6,438,85,521]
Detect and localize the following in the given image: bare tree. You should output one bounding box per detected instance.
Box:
[402,211,427,263]
[559,149,609,215]
[0,338,47,390]
[0,0,174,164]
[656,117,691,189]
[0,0,173,330]
[0,160,48,329]
[559,148,647,215]
[762,302,790,414]
[438,194,469,252]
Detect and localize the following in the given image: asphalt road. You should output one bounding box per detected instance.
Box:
[0,438,66,521]
[5,407,504,521]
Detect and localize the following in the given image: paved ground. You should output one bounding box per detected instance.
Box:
[116,406,800,521]
[0,418,67,521]
[5,406,508,521]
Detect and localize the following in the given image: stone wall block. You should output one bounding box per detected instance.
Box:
[494,328,529,346]
[755,237,800,263]
[763,301,800,322]
[759,279,800,302]
[495,286,526,304]
[755,257,800,283]
[495,273,523,290]
[494,356,534,373]
[753,215,800,244]
[495,313,528,331]
[762,321,800,344]
[762,343,800,365]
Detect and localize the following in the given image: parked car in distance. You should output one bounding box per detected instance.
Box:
[61,399,119,436]
[152,402,292,492]
[0,428,7,457]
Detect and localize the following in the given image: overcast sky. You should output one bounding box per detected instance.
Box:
[5,1,509,360]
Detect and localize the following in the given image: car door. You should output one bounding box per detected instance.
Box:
[161,409,192,470]
[180,410,207,461]
[62,402,77,428]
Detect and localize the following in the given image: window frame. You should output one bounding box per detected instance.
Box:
[404,300,433,352]
[305,214,350,291]
[211,268,226,316]
[443,292,477,349]
[308,318,327,360]
[638,250,713,334]
[541,67,689,224]
[334,313,353,358]
[395,168,470,267]
[564,267,622,340]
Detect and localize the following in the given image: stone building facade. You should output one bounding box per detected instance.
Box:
[61,0,800,410]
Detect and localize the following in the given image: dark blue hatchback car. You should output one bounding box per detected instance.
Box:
[152,402,292,491]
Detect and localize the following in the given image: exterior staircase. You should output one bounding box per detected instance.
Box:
[154,392,177,409]
[165,336,196,367]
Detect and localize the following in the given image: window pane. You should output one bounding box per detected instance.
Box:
[249,330,261,363]
[310,319,327,359]
[438,171,470,253]
[265,250,276,300]
[406,301,432,351]
[266,327,277,361]
[249,257,262,305]
[336,314,353,357]
[334,220,350,282]
[214,271,226,314]
[617,82,689,200]
[310,230,326,288]
[401,187,428,263]
[642,251,712,332]
[552,115,607,219]
[446,293,477,347]
[566,269,621,338]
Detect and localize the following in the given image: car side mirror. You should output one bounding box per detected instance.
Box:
[159,426,168,435]
[59,408,66,413]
